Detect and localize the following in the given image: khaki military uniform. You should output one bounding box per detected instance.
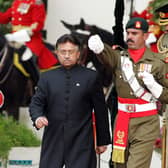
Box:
[157,33,168,168]
[99,44,168,168]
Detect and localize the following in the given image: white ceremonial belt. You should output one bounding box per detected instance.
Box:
[130,77,155,102]
[118,102,157,113]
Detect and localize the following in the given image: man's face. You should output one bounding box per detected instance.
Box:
[126,28,149,49]
[56,42,80,69]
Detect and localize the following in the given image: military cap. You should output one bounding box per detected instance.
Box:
[155,4,168,25]
[126,17,149,32]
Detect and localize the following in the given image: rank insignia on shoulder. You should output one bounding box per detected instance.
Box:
[139,63,152,73]
[35,0,43,5]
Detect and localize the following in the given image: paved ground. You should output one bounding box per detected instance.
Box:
[15,107,161,168]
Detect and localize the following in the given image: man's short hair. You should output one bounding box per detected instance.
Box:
[56,34,81,49]
[126,17,149,32]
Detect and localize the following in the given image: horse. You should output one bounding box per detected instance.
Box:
[0,34,36,120]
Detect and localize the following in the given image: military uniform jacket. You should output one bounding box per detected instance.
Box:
[99,44,168,103]
[0,0,57,69]
[29,65,111,167]
[0,0,45,34]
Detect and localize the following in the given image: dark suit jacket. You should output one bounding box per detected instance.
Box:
[29,64,111,168]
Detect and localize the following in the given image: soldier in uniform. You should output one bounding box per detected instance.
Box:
[0,0,58,71]
[88,17,168,168]
[155,4,168,167]
[156,4,168,63]
[29,34,111,168]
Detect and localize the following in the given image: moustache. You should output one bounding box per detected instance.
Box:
[127,39,134,43]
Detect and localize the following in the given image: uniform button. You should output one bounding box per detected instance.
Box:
[12,18,15,21]
[119,75,122,78]
[18,17,22,21]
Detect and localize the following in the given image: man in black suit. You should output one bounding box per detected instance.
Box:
[29,34,111,168]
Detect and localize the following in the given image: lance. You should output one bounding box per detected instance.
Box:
[94,83,114,168]
[129,0,134,18]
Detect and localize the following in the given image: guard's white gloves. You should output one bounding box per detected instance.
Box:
[5,29,31,43]
[21,47,33,61]
[139,71,163,98]
[145,33,157,46]
[88,35,104,54]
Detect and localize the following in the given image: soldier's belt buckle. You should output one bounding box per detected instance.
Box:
[126,104,135,112]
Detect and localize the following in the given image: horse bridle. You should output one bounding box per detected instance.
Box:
[0,44,8,69]
[0,43,13,84]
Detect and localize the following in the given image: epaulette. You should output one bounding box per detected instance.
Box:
[157,33,168,54]
[157,33,168,63]
[35,0,43,5]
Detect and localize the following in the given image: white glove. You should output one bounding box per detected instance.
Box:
[139,71,163,98]
[21,47,33,61]
[145,33,157,46]
[5,29,31,43]
[88,35,104,54]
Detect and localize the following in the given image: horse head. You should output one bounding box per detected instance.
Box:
[61,18,115,46]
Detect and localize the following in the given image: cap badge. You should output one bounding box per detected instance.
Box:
[135,21,141,29]
[159,12,166,18]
